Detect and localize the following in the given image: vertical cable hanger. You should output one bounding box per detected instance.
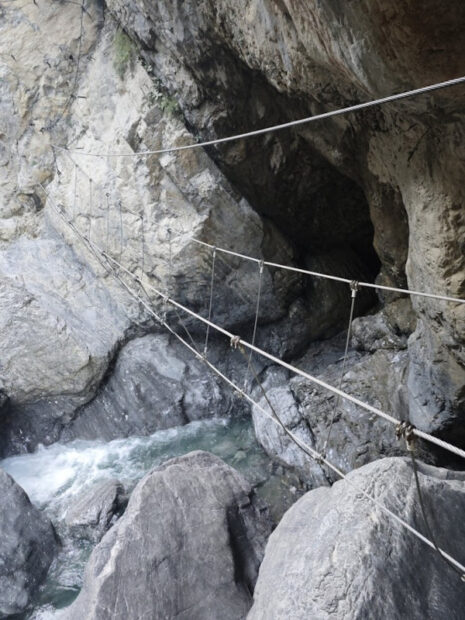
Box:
[88,177,93,242]
[203,245,217,356]
[105,192,110,251]
[119,199,123,259]
[140,211,145,275]
[72,163,78,222]
[322,280,359,455]
[243,259,264,392]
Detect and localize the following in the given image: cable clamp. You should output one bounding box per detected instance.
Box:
[315,453,325,466]
[396,421,416,451]
[350,280,360,298]
[259,259,265,274]
[230,335,241,349]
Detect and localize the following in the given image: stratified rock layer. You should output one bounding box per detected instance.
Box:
[0,468,57,617]
[66,451,272,620]
[249,457,465,620]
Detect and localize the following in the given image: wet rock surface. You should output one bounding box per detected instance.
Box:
[0,468,57,618]
[249,457,465,620]
[65,451,272,620]
[64,479,127,543]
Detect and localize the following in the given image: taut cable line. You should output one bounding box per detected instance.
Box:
[191,239,465,305]
[51,75,465,158]
[39,185,465,463]
[98,249,465,462]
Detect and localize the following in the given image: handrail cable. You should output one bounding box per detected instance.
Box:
[98,248,465,461]
[42,198,465,464]
[51,75,465,158]
[191,239,465,305]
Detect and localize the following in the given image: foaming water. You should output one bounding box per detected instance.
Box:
[1,415,283,619]
[2,418,259,521]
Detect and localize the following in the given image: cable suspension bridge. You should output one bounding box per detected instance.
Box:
[36,73,465,580]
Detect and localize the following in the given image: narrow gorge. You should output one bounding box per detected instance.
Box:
[0,1,464,618]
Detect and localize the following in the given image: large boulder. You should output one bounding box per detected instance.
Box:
[0,468,57,617]
[64,479,127,543]
[65,451,272,619]
[249,457,465,620]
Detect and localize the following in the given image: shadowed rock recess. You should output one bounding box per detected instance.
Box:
[1,0,465,618]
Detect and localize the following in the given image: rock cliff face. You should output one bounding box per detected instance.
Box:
[1,3,465,619]
[105,0,465,440]
[0,2,464,461]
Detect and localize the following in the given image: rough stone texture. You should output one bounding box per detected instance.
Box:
[0,468,57,617]
[64,479,127,543]
[60,334,234,442]
[1,0,464,454]
[251,328,410,486]
[249,457,465,620]
[351,298,417,352]
[65,451,272,620]
[0,5,304,452]
[0,237,129,405]
[0,234,133,456]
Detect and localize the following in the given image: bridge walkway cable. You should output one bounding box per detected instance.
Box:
[38,185,465,463]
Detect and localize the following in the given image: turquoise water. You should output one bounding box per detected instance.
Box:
[1,415,305,619]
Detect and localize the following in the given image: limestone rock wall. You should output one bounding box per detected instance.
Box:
[0,2,303,453]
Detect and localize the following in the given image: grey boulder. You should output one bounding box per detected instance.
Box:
[0,468,57,617]
[64,479,127,543]
[249,457,465,620]
[65,451,272,620]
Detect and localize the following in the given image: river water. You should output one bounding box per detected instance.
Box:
[1,414,305,619]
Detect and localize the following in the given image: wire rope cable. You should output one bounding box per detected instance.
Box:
[51,75,465,158]
[243,259,264,392]
[323,282,358,454]
[191,239,465,306]
[203,246,217,356]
